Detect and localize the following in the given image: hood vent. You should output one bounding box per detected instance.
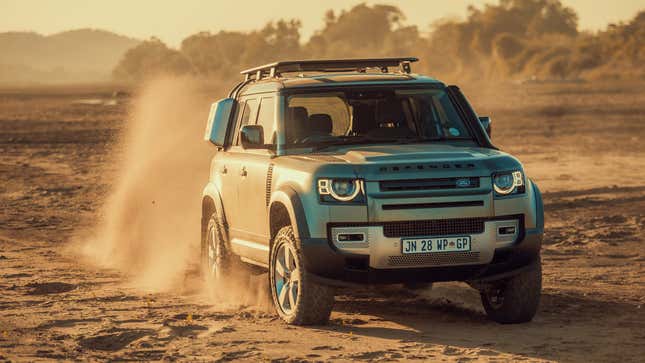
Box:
[378,162,476,173]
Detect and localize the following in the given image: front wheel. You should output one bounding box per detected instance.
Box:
[480,259,542,324]
[269,226,334,325]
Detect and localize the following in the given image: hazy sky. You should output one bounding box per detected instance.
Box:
[1,0,643,46]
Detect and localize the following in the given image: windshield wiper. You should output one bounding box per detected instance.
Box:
[310,136,382,152]
[416,136,472,142]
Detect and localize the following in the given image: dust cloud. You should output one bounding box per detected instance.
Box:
[74,76,272,310]
[79,77,211,292]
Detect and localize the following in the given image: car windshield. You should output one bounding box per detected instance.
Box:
[285,87,473,150]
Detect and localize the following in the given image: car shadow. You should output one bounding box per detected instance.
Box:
[319,283,642,362]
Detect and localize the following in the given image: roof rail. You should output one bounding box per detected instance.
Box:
[240,57,419,81]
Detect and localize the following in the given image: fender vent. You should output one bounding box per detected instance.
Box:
[265,163,274,206]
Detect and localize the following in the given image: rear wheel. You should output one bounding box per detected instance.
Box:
[201,213,232,284]
[269,226,334,325]
[480,259,542,324]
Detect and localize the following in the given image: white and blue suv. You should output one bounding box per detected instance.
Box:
[202,58,544,325]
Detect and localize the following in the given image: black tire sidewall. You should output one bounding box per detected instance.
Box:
[481,260,542,324]
[202,213,229,283]
[200,215,215,279]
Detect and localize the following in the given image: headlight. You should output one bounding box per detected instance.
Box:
[493,171,525,196]
[318,178,364,202]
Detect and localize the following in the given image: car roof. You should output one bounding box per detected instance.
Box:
[238,72,444,95]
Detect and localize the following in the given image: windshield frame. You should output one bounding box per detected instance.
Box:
[278,84,484,154]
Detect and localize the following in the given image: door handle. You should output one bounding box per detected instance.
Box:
[220,166,227,174]
[240,166,247,177]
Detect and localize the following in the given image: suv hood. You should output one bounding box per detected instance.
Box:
[331,144,501,163]
[285,143,523,180]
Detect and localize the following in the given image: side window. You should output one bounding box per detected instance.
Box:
[434,93,468,137]
[229,100,246,145]
[235,98,258,145]
[256,97,276,144]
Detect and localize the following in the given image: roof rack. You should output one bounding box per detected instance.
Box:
[240,57,418,81]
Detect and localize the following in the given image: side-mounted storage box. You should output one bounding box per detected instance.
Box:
[204,98,235,147]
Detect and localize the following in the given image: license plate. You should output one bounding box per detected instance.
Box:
[401,236,471,254]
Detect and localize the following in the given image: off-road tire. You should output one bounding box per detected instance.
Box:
[201,212,234,283]
[480,258,542,324]
[269,226,335,325]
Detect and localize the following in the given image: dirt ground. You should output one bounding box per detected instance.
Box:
[0,81,644,362]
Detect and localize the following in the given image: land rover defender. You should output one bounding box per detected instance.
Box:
[202,58,543,325]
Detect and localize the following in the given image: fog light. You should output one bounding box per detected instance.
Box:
[498,226,516,235]
[337,233,365,242]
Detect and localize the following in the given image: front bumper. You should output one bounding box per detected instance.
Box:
[301,216,542,285]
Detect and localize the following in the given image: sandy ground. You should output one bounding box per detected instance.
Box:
[0,81,644,362]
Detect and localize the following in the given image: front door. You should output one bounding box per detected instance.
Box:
[235,96,276,242]
[228,96,276,265]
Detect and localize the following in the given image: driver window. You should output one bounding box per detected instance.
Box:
[286,94,350,143]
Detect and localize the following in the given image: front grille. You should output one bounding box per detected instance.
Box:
[378,163,476,173]
[382,217,486,238]
[382,201,484,210]
[380,177,479,192]
[388,252,481,266]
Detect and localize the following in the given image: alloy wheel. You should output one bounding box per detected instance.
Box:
[207,223,222,280]
[273,244,300,314]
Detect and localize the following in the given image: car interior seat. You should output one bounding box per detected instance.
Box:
[306,114,333,139]
[287,106,309,143]
[368,99,415,139]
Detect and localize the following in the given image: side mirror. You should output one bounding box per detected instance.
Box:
[478,116,492,138]
[204,98,236,147]
[240,125,264,149]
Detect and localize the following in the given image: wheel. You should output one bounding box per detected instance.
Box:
[480,259,542,324]
[269,226,334,325]
[201,212,233,284]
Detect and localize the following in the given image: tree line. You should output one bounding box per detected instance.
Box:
[113,0,645,83]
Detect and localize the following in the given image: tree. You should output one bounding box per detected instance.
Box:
[305,4,407,57]
[112,2,643,82]
[113,37,192,81]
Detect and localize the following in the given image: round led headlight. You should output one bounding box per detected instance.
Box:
[318,178,363,202]
[332,179,356,196]
[493,171,524,195]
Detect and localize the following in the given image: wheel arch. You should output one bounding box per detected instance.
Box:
[269,186,310,244]
[530,179,544,232]
[202,182,227,240]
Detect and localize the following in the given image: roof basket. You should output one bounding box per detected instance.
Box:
[240,57,419,81]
